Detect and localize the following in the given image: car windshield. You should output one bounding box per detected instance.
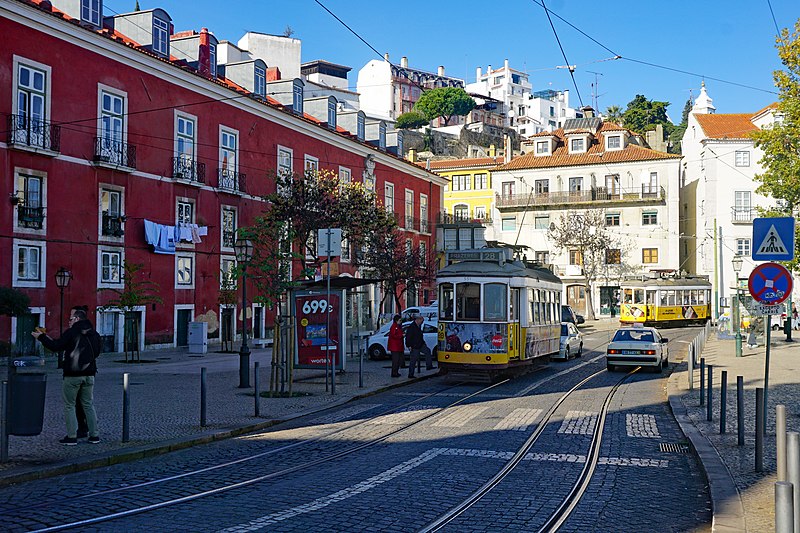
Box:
[561,324,568,336]
[612,329,655,343]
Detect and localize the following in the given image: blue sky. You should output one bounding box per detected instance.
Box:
[106,0,796,120]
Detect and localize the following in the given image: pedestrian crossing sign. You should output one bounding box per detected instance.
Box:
[752,217,795,261]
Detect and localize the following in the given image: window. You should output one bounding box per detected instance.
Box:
[536,141,549,154]
[339,166,351,184]
[502,181,515,198]
[221,207,236,249]
[176,254,194,288]
[484,283,508,321]
[209,43,217,78]
[15,61,49,148]
[253,65,266,96]
[735,151,750,167]
[737,238,751,257]
[177,200,194,224]
[419,241,427,265]
[454,204,469,220]
[474,173,488,190]
[219,128,239,184]
[15,172,44,230]
[100,188,124,237]
[405,190,414,229]
[327,99,337,128]
[452,174,471,191]
[384,183,395,214]
[420,195,429,233]
[502,217,516,232]
[101,250,121,283]
[569,177,583,193]
[535,251,549,264]
[642,248,659,264]
[605,174,619,195]
[220,257,236,289]
[99,88,127,164]
[293,82,304,114]
[475,206,486,220]
[734,191,751,220]
[642,211,658,225]
[534,216,550,230]
[456,282,481,321]
[341,237,351,262]
[175,113,198,179]
[605,213,620,226]
[606,249,621,264]
[17,244,41,281]
[81,0,101,26]
[535,179,549,194]
[152,17,169,56]
[277,146,293,175]
[304,155,319,175]
[570,138,585,152]
[549,106,555,117]
[607,135,621,149]
[569,250,582,265]
[647,172,658,193]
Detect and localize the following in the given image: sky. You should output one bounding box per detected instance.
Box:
[105,0,797,121]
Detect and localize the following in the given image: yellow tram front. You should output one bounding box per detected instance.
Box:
[436,249,563,374]
[619,275,712,327]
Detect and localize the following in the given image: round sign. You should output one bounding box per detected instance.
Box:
[300,318,309,327]
[491,334,503,348]
[748,262,794,305]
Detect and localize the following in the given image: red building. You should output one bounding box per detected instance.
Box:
[0,0,444,354]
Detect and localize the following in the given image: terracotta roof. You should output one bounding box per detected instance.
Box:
[694,113,759,139]
[752,102,779,119]
[425,156,504,171]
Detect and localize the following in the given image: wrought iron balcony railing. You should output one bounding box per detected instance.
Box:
[222,230,236,249]
[94,137,136,169]
[102,211,126,237]
[731,206,756,223]
[218,168,246,193]
[496,185,666,208]
[8,115,60,152]
[18,205,45,229]
[437,211,493,225]
[172,156,205,183]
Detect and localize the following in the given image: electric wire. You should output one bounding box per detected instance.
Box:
[540,0,584,108]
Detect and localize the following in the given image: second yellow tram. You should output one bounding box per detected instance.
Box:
[619,275,712,327]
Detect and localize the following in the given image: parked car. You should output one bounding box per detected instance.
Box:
[606,324,669,372]
[553,322,583,360]
[561,305,585,325]
[368,318,439,360]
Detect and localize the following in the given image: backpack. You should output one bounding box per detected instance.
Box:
[68,329,101,373]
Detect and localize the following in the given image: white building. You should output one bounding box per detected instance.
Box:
[680,83,783,316]
[491,116,681,317]
[301,60,360,111]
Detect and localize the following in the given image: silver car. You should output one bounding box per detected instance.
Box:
[554,322,583,360]
[606,325,669,372]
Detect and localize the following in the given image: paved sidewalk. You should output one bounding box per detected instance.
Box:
[0,346,441,487]
[669,327,800,532]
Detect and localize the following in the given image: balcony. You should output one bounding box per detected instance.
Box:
[93,138,136,170]
[218,168,246,193]
[7,115,60,153]
[437,211,493,225]
[731,207,756,224]
[222,229,236,249]
[102,211,126,237]
[173,157,205,184]
[496,185,666,209]
[17,205,45,229]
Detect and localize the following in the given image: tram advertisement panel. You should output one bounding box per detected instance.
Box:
[294,291,343,369]
[443,323,507,353]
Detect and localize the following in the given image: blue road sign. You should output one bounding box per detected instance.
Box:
[748,262,793,305]
[752,217,795,261]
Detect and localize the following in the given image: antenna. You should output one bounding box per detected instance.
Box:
[587,70,603,111]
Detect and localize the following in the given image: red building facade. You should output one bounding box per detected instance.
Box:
[0,0,444,354]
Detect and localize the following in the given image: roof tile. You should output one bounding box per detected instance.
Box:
[694,113,758,139]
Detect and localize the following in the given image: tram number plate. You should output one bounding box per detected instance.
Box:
[621,350,639,355]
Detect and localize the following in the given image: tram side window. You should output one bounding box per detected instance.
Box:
[510,288,519,321]
[484,283,508,321]
[624,289,633,304]
[699,290,707,304]
[646,290,656,305]
[457,282,481,321]
[439,283,454,320]
[662,290,676,306]
[545,292,552,323]
[532,290,541,325]
[690,290,698,304]
[634,289,645,304]
[528,290,536,325]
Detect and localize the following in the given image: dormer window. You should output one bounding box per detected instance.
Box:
[254,66,266,97]
[357,114,365,141]
[81,0,101,26]
[209,43,217,78]
[607,135,621,150]
[328,100,337,129]
[379,123,386,150]
[292,81,304,114]
[536,140,549,155]
[570,138,585,152]
[152,17,170,56]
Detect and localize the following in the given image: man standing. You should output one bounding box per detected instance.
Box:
[32,308,101,445]
[405,315,433,378]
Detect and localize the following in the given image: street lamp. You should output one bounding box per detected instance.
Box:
[732,254,743,358]
[234,238,254,388]
[54,267,72,333]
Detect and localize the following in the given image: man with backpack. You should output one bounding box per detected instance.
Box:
[405,314,433,378]
[32,307,101,445]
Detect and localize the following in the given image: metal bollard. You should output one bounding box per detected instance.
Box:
[776,481,794,533]
[788,432,800,532]
[359,338,364,389]
[700,358,706,406]
[737,376,745,446]
[122,373,130,443]
[756,387,764,472]
[778,405,787,482]
[254,362,260,417]
[719,370,727,434]
[688,342,694,391]
[200,367,207,427]
[706,364,713,422]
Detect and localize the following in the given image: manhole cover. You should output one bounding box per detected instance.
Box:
[659,443,690,454]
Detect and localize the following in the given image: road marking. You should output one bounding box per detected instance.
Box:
[432,405,490,427]
[558,411,598,435]
[494,408,543,431]
[626,413,661,438]
[396,392,510,398]
[368,405,438,425]
[310,404,382,425]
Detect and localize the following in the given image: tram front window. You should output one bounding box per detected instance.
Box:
[457,283,481,321]
[484,283,508,321]
[439,283,454,321]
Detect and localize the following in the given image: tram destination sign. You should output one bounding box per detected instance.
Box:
[448,250,505,262]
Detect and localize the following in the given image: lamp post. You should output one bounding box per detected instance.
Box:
[54,267,72,333]
[234,238,254,388]
[732,254,743,358]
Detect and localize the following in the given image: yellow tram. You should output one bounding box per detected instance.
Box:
[436,249,563,377]
[619,274,712,327]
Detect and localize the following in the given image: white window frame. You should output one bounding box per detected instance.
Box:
[152,17,170,56]
[98,184,125,242]
[174,110,198,162]
[219,126,239,174]
[98,246,123,287]
[475,205,486,220]
[13,167,47,235]
[175,253,195,289]
[570,137,586,153]
[384,182,395,214]
[173,304,195,347]
[221,205,237,252]
[304,154,319,175]
[642,211,659,226]
[420,194,429,234]
[12,56,53,148]
[501,216,516,232]
[81,0,101,26]
[736,238,752,257]
[176,197,195,225]
[404,189,414,230]
[474,173,488,190]
[277,145,293,176]
[536,140,549,155]
[327,99,337,129]
[209,42,217,78]
[254,65,266,96]
[13,239,45,288]
[735,150,750,167]
[339,166,351,184]
[292,81,304,114]
[606,135,621,150]
[220,256,237,290]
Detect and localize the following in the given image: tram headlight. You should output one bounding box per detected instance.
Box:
[463,342,472,352]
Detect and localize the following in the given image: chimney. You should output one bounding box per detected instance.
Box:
[407,148,416,163]
[487,64,492,74]
[476,66,482,80]
[580,106,595,118]
[401,56,408,68]
[266,66,281,81]
[504,58,509,71]
[437,65,445,77]
[384,52,390,62]
[425,159,431,170]
[503,135,512,164]
[488,144,496,157]
[198,28,211,76]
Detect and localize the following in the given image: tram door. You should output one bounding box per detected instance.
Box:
[646,290,657,321]
[509,288,521,359]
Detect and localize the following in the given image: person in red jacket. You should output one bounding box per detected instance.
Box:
[388,314,405,377]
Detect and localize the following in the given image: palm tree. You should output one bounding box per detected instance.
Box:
[604,105,623,125]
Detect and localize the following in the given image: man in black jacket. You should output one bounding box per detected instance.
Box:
[405,315,433,378]
[32,308,101,445]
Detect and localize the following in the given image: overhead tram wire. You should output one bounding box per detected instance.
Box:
[540,0,584,108]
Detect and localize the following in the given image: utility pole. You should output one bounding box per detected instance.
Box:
[587,71,603,112]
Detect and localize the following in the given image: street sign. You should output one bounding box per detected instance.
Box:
[752,217,795,261]
[748,262,794,305]
[317,228,342,257]
[746,303,785,316]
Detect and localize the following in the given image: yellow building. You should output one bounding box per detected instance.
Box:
[426,156,503,224]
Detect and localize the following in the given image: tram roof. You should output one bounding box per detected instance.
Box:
[621,276,711,288]
[437,259,562,284]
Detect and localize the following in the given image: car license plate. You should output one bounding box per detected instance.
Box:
[621,350,639,355]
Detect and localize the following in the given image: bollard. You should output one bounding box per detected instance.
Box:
[756,387,764,472]
[706,364,713,422]
[700,358,706,406]
[200,367,207,427]
[737,376,745,446]
[719,370,727,434]
[254,362,260,417]
[122,373,130,443]
[778,405,787,482]
[776,481,794,533]
[0,381,7,462]
[688,342,694,391]
[358,338,364,389]
[788,432,800,532]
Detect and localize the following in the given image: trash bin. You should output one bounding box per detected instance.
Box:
[8,356,47,436]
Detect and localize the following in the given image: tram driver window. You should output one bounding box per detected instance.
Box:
[457,282,481,321]
[484,283,508,321]
[440,283,454,321]
[624,289,633,304]
[634,289,645,304]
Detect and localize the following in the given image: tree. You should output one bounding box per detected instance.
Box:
[395,110,429,129]
[667,98,693,154]
[751,18,800,272]
[0,286,30,318]
[414,87,476,126]
[547,210,624,320]
[604,105,624,125]
[622,94,674,138]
